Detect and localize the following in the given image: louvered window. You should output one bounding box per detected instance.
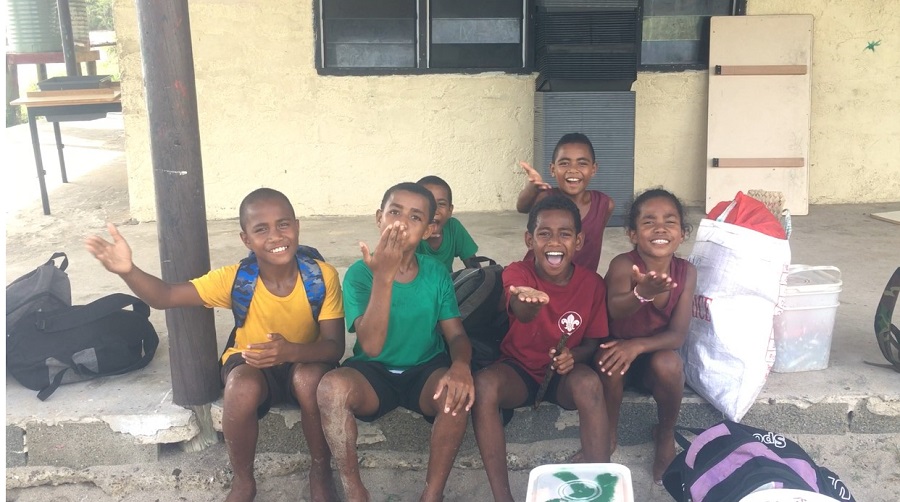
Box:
[317,0,532,73]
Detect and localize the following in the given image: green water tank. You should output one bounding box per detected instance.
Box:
[6,0,90,54]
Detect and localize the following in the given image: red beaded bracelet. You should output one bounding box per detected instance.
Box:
[633,285,655,303]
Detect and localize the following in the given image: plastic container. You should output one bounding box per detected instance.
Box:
[772,265,842,373]
[526,463,634,502]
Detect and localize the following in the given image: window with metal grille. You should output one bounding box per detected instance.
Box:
[317,0,532,73]
[640,0,746,70]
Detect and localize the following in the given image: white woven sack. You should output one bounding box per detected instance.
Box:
[683,218,790,421]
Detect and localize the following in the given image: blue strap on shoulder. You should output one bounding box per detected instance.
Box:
[231,245,326,328]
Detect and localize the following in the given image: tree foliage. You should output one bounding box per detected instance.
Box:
[86,0,114,31]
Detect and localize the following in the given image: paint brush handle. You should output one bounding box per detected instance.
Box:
[533,333,570,410]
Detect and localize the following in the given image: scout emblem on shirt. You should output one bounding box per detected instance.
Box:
[558,311,582,335]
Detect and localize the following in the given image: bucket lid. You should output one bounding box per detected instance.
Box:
[784,265,842,294]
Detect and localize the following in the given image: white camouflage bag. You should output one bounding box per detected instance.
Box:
[683,217,790,421]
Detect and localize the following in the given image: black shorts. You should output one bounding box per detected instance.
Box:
[342,353,451,422]
[501,359,564,409]
[221,352,298,419]
[624,352,654,394]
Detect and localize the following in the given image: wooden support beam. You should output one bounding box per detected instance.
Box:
[135,0,220,407]
[714,64,808,76]
[712,157,805,168]
[56,0,81,76]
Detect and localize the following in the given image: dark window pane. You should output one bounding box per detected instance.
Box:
[432,18,521,44]
[643,0,732,16]
[431,0,523,18]
[325,18,416,44]
[640,40,704,64]
[642,15,704,41]
[323,0,415,18]
[430,44,522,68]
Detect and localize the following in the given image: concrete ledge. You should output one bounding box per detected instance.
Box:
[6,425,27,467]
[850,397,900,433]
[26,423,159,468]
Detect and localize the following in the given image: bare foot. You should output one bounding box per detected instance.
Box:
[225,476,257,502]
[652,424,676,484]
[309,460,340,502]
[568,433,616,463]
[344,485,371,502]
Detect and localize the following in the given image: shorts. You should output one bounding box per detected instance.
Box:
[501,359,564,409]
[221,352,298,419]
[623,352,654,394]
[341,353,451,422]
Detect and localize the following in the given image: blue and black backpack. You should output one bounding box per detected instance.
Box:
[221,245,326,360]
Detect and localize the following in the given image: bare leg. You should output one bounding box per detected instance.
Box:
[555,364,610,463]
[292,363,340,502]
[645,350,684,483]
[317,368,380,502]
[595,358,626,455]
[417,368,471,502]
[472,363,529,502]
[222,365,267,502]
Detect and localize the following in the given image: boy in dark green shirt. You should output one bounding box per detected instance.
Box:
[416,175,480,272]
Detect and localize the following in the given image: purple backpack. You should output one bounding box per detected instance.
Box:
[662,420,855,502]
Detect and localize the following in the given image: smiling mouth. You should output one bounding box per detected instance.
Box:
[545,251,564,266]
[651,239,670,245]
[268,246,288,253]
[565,177,582,183]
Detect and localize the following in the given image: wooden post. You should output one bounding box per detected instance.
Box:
[56,0,80,76]
[134,0,220,410]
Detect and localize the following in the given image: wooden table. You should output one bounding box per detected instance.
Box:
[10,88,122,215]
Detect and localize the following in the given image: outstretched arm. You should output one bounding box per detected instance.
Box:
[508,285,549,323]
[353,221,405,357]
[605,254,678,320]
[84,223,203,309]
[516,161,552,213]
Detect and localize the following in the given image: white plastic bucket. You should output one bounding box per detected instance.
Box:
[772,266,842,373]
[526,463,634,502]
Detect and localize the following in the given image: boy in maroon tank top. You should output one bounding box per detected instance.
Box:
[517,133,615,272]
[595,188,697,484]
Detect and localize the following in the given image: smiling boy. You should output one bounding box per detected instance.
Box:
[472,195,611,502]
[517,133,615,272]
[317,182,474,502]
[85,188,345,502]
[415,175,480,272]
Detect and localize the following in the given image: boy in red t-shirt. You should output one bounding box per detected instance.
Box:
[472,195,611,502]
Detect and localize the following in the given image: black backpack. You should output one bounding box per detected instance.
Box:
[7,293,160,400]
[6,252,72,333]
[449,257,509,370]
[663,420,855,502]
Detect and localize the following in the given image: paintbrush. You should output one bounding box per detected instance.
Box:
[533,332,570,409]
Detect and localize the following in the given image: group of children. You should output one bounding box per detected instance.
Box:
[85,133,696,502]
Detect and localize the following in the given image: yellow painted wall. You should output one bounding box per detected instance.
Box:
[116,0,899,220]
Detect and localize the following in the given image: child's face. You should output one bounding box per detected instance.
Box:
[239,198,299,267]
[376,189,434,250]
[550,143,597,197]
[526,208,584,280]
[422,183,453,236]
[628,196,685,258]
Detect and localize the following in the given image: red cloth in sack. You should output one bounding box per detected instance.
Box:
[708,191,787,239]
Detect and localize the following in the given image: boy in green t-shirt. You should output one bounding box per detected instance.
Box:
[317,182,475,502]
[416,175,480,272]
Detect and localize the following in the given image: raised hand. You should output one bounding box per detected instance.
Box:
[509,285,550,305]
[84,222,134,275]
[520,161,552,191]
[360,221,406,280]
[632,264,676,301]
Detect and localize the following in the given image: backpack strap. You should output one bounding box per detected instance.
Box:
[34,293,151,331]
[230,245,326,328]
[46,252,68,272]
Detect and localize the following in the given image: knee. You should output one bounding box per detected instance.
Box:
[569,369,604,406]
[292,364,328,404]
[650,351,684,384]
[473,372,502,410]
[316,371,352,413]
